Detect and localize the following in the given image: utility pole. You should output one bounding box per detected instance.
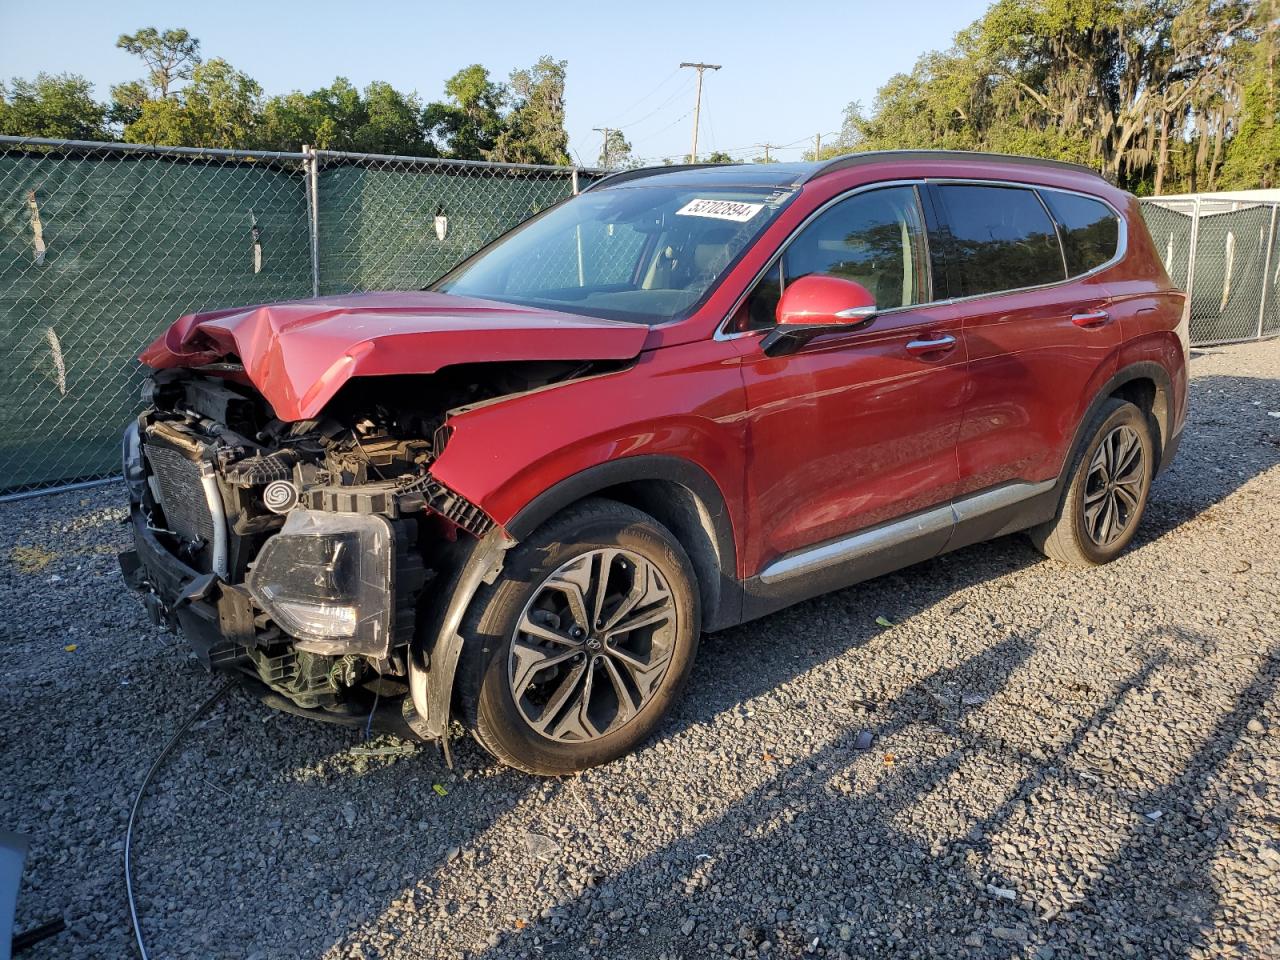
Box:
[592,127,615,169]
[679,62,720,162]
[814,132,822,160]
[757,143,778,163]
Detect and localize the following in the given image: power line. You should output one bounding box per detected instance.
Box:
[604,67,683,126]
[612,74,696,132]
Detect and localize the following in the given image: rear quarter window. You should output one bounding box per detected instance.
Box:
[937,184,1066,297]
[1041,191,1120,276]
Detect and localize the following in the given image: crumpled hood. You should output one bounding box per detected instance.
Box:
[140,290,650,421]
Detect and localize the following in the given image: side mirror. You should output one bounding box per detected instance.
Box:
[761,274,878,356]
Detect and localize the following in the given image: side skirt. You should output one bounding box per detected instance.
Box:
[730,478,1058,627]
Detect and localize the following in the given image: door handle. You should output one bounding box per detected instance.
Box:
[905,333,957,355]
[1071,310,1112,329]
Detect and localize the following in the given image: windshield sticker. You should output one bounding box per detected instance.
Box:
[675,198,765,222]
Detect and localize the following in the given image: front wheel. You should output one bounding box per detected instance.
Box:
[1029,398,1155,566]
[457,499,700,775]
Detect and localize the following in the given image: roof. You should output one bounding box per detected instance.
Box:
[586,150,1102,192]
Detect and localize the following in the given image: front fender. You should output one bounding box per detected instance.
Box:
[428,343,750,562]
[407,527,512,742]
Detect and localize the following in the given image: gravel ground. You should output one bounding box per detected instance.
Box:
[2,340,1279,960]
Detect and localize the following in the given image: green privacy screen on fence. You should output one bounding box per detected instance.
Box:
[315,154,579,294]
[0,148,313,492]
[2,136,1278,496]
[0,139,588,494]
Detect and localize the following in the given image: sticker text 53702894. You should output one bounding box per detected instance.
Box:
[675,198,765,223]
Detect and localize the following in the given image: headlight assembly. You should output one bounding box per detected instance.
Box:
[246,509,394,656]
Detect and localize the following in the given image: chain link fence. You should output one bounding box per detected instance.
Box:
[1139,196,1280,346]
[0,136,597,497]
[3,136,1276,499]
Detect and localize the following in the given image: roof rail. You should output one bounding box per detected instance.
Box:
[582,162,740,192]
[803,150,1102,184]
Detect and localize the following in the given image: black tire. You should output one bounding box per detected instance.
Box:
[457,498,700,775]
[1028,398,1155,566]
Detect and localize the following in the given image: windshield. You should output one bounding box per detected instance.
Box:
[435,184,794,324]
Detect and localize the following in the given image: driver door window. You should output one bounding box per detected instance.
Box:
[733,185,931,332]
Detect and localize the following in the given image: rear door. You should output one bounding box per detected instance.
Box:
[931,183,1123,507]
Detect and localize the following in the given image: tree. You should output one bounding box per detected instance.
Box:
[0,73,108,139]
[831,0,1259,194]
[423,65,505,159]
[357,81,429,154]
[493,56,570,164]
[257,78,433,155]
[116,27,201,98]
[116,27,200,98]
[598,128,633,169]
[705,150,735,164]
[124,58,261,148]
[1221,1,1280,188]
[107,79,148,130]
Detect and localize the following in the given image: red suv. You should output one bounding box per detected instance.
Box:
[121,151,1189,774]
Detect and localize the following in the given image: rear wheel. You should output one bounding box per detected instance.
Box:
[457,499,700,775]
[1029,398,1155,566]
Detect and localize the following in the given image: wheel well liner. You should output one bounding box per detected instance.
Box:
[506,456,740,631]
[1100,363,1173,471]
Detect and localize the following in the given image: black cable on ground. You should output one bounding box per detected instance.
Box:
[124,680,235,960]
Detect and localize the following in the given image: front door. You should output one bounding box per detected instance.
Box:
[732,185,968,603]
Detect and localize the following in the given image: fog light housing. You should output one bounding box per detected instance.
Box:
[246,509,394,656]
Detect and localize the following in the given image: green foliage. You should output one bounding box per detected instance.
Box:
[6,27,573,166]
[493,56,569,165]
[598,128,633,169]
[705,150,734,164]
[124,59,262,149]
[1221,4,1280,188]
[0,73,108,139]
[116,27,201,98]
[423,65,505,159]
[838,0,1270,193]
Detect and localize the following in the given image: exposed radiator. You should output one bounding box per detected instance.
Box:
[143,443,216,544]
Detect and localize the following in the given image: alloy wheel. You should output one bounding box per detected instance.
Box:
[1084,424,1146,547]
[508,548,678,743]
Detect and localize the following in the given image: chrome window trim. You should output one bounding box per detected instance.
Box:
[714,176,1128,342]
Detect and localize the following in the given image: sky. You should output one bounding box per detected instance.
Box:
[0,0,990,165]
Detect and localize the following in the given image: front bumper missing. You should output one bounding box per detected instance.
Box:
[119,508,418,735]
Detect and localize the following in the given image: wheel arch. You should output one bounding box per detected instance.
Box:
[1100,361,1174,471]
[1050,360,1175,518]
[506,456,741,631]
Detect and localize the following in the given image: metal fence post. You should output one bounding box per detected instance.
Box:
[572,167,580,196]
[303,145,320,298]
[1258,203,1277,340]
[1185,197,1201,306]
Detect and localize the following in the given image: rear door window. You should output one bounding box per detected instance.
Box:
[1041,191,1120,276]
[936,185,1066,297]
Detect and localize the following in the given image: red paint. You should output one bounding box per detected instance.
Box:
[737,305,967,573]
[776,274,877,326]
[143,156,1188,581]
[140,291,649,421]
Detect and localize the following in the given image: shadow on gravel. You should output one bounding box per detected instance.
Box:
[465,633,1040,958]
[1137,373,1280,545]
[467,630,1278,959]
[1068,637,1280,959]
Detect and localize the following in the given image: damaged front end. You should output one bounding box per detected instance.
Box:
[117,365,580,737]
